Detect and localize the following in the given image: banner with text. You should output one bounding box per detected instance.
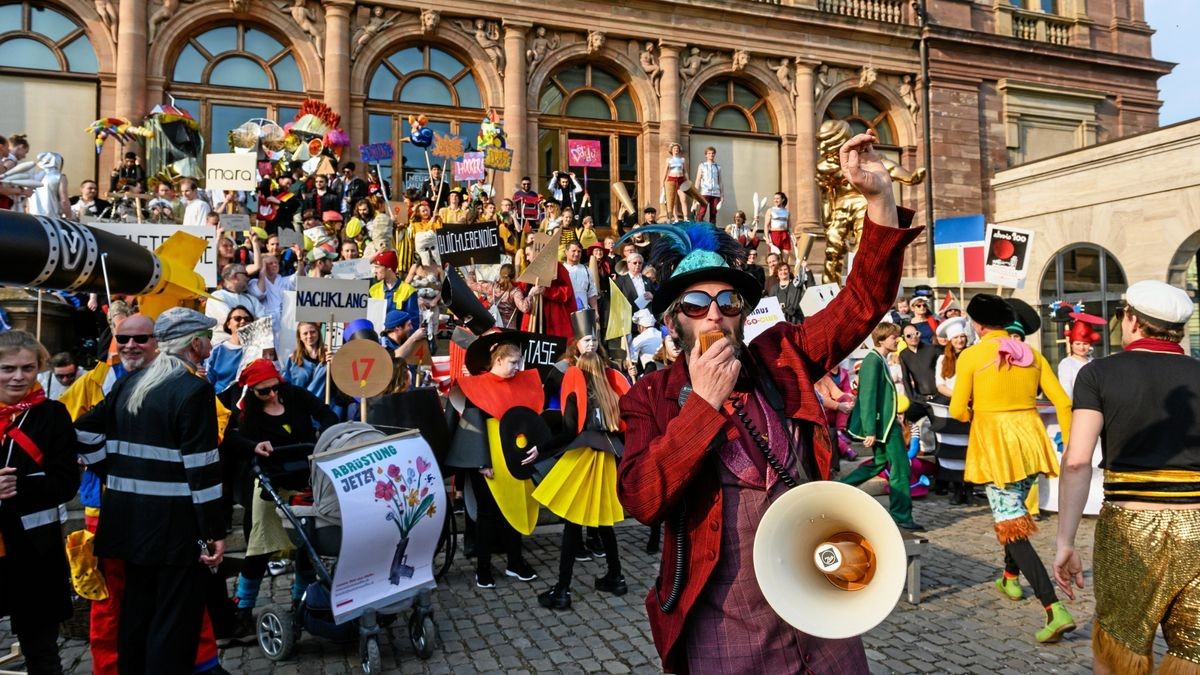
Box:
[313,432,445,623]
[204,153,258,192]
[295,277,371,322]
[453,151,486,182]
[745,296,785,344]
[567,139,602,168]
[435,221,502,267]
[984,224,1034,288]
[90,222,218,287]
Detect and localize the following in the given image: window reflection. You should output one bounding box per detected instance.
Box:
[0,2,96,74]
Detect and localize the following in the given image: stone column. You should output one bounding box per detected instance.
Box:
[323,1,353,144]
[794,60,820,233]
[658,42,683,150]
[114,0,147,120]
[503,21,530,195]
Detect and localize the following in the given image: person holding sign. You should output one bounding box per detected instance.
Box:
[204,305,255,398]
[224,359,337,637]
[547,171,584,220]
[281,322,331,400]
[447,336,541,589]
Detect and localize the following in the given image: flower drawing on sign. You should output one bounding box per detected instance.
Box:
[376,456,438,539]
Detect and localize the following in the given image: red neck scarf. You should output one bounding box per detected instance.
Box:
[0,387,46,429]
[1124,338,1186,355]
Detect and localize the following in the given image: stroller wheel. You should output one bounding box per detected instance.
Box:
[410,614,438,659]
[360,635,382,674]
[257,606,297,661]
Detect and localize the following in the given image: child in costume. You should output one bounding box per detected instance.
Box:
[532,312,629,609]
[444,332,541,588]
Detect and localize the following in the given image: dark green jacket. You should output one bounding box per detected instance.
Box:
[847,349,898,443]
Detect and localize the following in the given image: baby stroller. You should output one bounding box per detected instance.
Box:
[252,423,439,674]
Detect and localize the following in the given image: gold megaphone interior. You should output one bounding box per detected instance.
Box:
[813,531,877,591]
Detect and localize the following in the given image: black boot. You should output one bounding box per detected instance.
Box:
[595,573,628,596]
[231,607,255,639]
[537,584,572,610]
[949,482,966,505]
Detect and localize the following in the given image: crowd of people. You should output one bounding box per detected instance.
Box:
[0,122,1197,675]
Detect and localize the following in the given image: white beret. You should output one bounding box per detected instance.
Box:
[1125,280,1193,325]
[936,316,968,340]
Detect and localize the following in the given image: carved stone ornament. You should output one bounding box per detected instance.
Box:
[526,25,561,79]
[586,30,605,54]
[229,0,249,11]
[679,46,713,83]
[353,6,400,61]
[858,64,877,89]
[456,18,505,78]
[731,49,749,72]
[420,8,440,34]
[279,0,323,56]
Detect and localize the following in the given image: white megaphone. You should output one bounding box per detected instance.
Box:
[753,481,906,639]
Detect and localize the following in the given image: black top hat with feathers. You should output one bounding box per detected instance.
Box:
[615,221,761,316]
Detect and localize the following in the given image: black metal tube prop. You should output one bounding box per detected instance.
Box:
[0,211,160,295]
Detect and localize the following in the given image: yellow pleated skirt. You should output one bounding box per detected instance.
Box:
[964,409,1060,487]
[532,447,625,528]
[485,418,540,536]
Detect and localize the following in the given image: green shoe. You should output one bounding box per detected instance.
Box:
[994,576,1023,601]
[1035,602,1077,643]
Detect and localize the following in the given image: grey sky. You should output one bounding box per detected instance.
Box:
[1146,0,1200,125]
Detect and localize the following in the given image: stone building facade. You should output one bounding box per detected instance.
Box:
[0,0,1171,277]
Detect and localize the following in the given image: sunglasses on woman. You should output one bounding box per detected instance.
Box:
[677,290,745,319]
[114,334,153,345]
[253,384,280,396]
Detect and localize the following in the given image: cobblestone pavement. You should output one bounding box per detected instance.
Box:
[2,485,1169,674]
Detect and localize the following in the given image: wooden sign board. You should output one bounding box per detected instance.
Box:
[330,339,393,399]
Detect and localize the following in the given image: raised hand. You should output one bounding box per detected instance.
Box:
[839,130,892,200]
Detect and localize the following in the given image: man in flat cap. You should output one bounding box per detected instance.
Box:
[77,307,224,674]
[1055,280,1200,674]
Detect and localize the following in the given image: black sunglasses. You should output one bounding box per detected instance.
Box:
[115,334,153,345]
[253,384,280,396]
[677,290,745,319]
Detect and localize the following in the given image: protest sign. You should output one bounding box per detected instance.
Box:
[276,228,304,249]
[204,153,257,192]
[331,339,393,399]
[745,296,785,344]
[359,142,394,164]
[313,432,445,623]
[567,139,602,168]
[430,133,465,161]
[453,152,485,182]
[799,283,841,320]
[219,213,251,234]
[295,277,371,322]
[332,257,373,280]
[483,147,512,172]
[435,221,502,267]
[235,317,275,373]
[519,332,566,376]
[515,232,557,286]
[90,222,218,287]
[984,224,1034,288]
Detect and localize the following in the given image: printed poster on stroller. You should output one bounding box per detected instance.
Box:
[314,431,446,623]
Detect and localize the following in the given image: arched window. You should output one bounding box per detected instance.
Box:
[537,62,640,229]
[0,2,99,182]
[365,45,485,195]
[0,2,96,73]
[1039,244,1127,360]
[689,79,774,135]
[539,63,637,122]
[169,23,304,152]
[688,77,779,230]
[824,93,896,144]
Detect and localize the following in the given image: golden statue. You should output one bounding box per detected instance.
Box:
[816,119,926,283]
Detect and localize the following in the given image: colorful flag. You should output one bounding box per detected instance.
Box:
[606,278,632,342]
[934,214,986,286]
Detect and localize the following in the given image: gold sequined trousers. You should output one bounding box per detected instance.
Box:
[1093,503,1200,673]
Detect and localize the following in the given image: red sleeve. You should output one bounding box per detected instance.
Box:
[617,377,727,524]
[543,265,574,303]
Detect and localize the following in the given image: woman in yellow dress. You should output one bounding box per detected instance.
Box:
[949,294,1077,643]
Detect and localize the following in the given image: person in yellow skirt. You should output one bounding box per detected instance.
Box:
[949,294,1077,643]
[532,313,630,610]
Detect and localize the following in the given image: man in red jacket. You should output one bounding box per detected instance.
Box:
[617,130,920,674]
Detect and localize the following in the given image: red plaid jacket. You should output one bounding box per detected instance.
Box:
[617,212,919,673]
